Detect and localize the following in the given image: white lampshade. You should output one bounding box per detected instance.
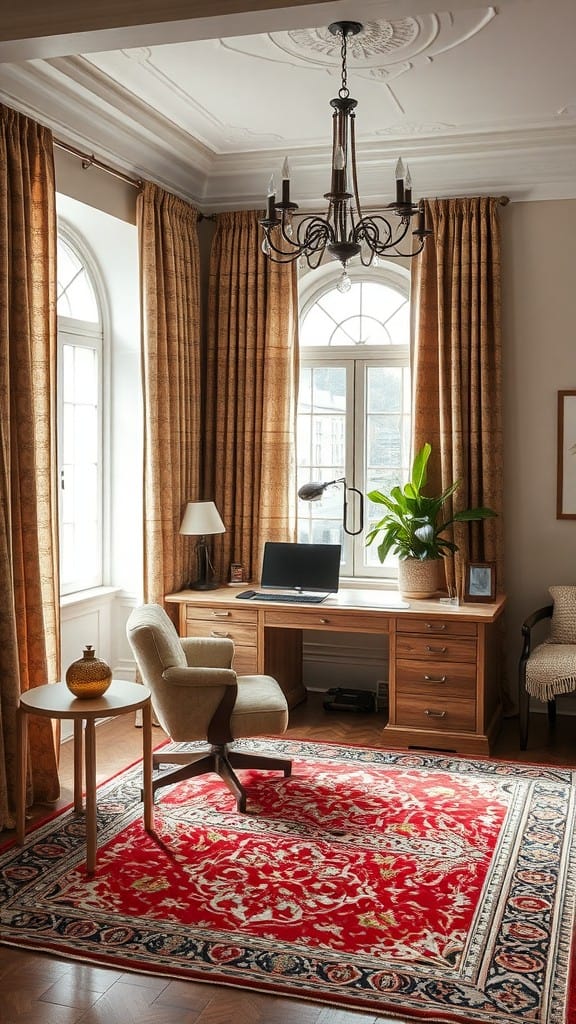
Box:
[179,501,225,537]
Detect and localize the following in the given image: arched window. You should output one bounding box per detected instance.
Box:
[57,231,104,594]
[297,264,411,580]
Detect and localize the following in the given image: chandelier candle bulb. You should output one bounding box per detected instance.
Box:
[266,175,276,220]
[404,166,412,205]
[281,158,290,204]
[395,158,405,204]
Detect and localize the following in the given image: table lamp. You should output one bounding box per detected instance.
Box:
[180,501,225,590]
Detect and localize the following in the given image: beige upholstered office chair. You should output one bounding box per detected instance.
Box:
[519,586,576,749]
[126,604,291,811]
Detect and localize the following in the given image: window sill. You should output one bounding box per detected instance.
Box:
[61,585,121,609]
[339,577,398,592]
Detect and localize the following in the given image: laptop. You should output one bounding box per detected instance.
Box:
[256,541,341,603]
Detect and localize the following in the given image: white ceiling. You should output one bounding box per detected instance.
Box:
[1,0,575,211]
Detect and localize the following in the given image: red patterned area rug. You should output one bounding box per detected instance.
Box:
[1,739,575,1023]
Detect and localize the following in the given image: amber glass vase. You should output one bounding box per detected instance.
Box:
[65,645,112,699]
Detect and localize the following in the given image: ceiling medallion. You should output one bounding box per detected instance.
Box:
[259,21,432,292]
[284,19,420,65]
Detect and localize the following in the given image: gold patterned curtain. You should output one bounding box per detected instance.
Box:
[0,105,60,830]
[204,210,299,583]
[137,181,202,604]
[411,196,504,595]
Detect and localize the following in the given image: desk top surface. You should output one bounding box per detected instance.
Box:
[167,587,506,622]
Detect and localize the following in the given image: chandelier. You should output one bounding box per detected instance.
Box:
[259,21,432,291]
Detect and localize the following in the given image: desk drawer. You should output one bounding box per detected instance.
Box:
[263,608,389,633]
[395,694,476,732]
[232,646,258,675]
[185,605,258,626]
[396,659,476,699]
[396,618,476,638]
[396,635,476,662]
[184,619,257,647]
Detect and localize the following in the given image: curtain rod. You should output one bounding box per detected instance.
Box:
[53,136,215,219]
[54,137,144,189]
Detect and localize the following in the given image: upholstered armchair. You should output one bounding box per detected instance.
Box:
[519,586,576,749]
[126,603,291,811]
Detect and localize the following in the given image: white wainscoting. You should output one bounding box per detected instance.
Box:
[60,588,138,740]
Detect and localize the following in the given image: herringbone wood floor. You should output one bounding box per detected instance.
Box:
[1,692,574,1024]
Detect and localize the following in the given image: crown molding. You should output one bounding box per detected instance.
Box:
[2,55,575,209]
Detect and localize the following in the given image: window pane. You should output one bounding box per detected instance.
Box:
[362,282,405,323]
[331,315,388,346]
[57,237,99,322]
[297,271,410,580]
[59,336,101,592]
[367,366,402,414]
[300,304,334,348]
[386,301,410,345]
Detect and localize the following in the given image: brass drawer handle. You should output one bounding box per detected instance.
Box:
[425,622,446,631]
[319,618,329,624]
[212,611,231,618]
[424,674,447,683]
[211,630,231,638]
[425,645,447,653]
[424,709,447,718]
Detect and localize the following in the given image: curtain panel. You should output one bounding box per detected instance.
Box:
[204,210,299,584]
[411,196,504,596]
[137,181,202,604]
[0,105,60,829]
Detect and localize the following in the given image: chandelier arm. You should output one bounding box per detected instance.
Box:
[263,225,306,261]
[296,216,335,252]
[350,115,363,222]
[391,236,427,258]
[372,216,412,255]
[262,246,301,264]
[354,215,394,252]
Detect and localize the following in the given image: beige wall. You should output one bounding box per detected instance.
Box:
[502,198,576,693]
[55,149,138,223]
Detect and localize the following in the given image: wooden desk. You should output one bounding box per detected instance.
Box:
[166,588,506,757]
[17,679,154,875]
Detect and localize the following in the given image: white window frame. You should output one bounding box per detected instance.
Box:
[57,228,106,596]
[297,262,411,581]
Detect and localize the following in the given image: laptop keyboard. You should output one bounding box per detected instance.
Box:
[253,592,327,604]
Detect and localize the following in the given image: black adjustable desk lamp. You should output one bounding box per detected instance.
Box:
[297,477,364,535]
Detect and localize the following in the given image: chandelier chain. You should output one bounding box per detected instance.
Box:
[339,30,349,99]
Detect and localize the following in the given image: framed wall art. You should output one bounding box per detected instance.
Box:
[557,390,576,519]
[464,561,496,603]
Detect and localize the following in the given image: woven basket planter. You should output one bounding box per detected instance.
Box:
[398,558,443,599]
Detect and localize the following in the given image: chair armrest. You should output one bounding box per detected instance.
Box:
[162,666,237,687]
[180,636,234,669]
[520,604,553,662]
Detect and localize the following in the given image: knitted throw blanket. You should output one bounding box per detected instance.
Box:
[525,640,576,702]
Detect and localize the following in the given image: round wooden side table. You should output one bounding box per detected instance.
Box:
[16,679,153,875]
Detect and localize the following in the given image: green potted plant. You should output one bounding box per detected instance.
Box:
[366,443,497,598]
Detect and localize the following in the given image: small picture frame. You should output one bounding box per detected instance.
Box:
[465,561,496,603]
[230,562,244,584]
[557,389,576,519]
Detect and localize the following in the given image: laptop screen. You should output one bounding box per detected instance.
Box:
[260,542,341,594]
